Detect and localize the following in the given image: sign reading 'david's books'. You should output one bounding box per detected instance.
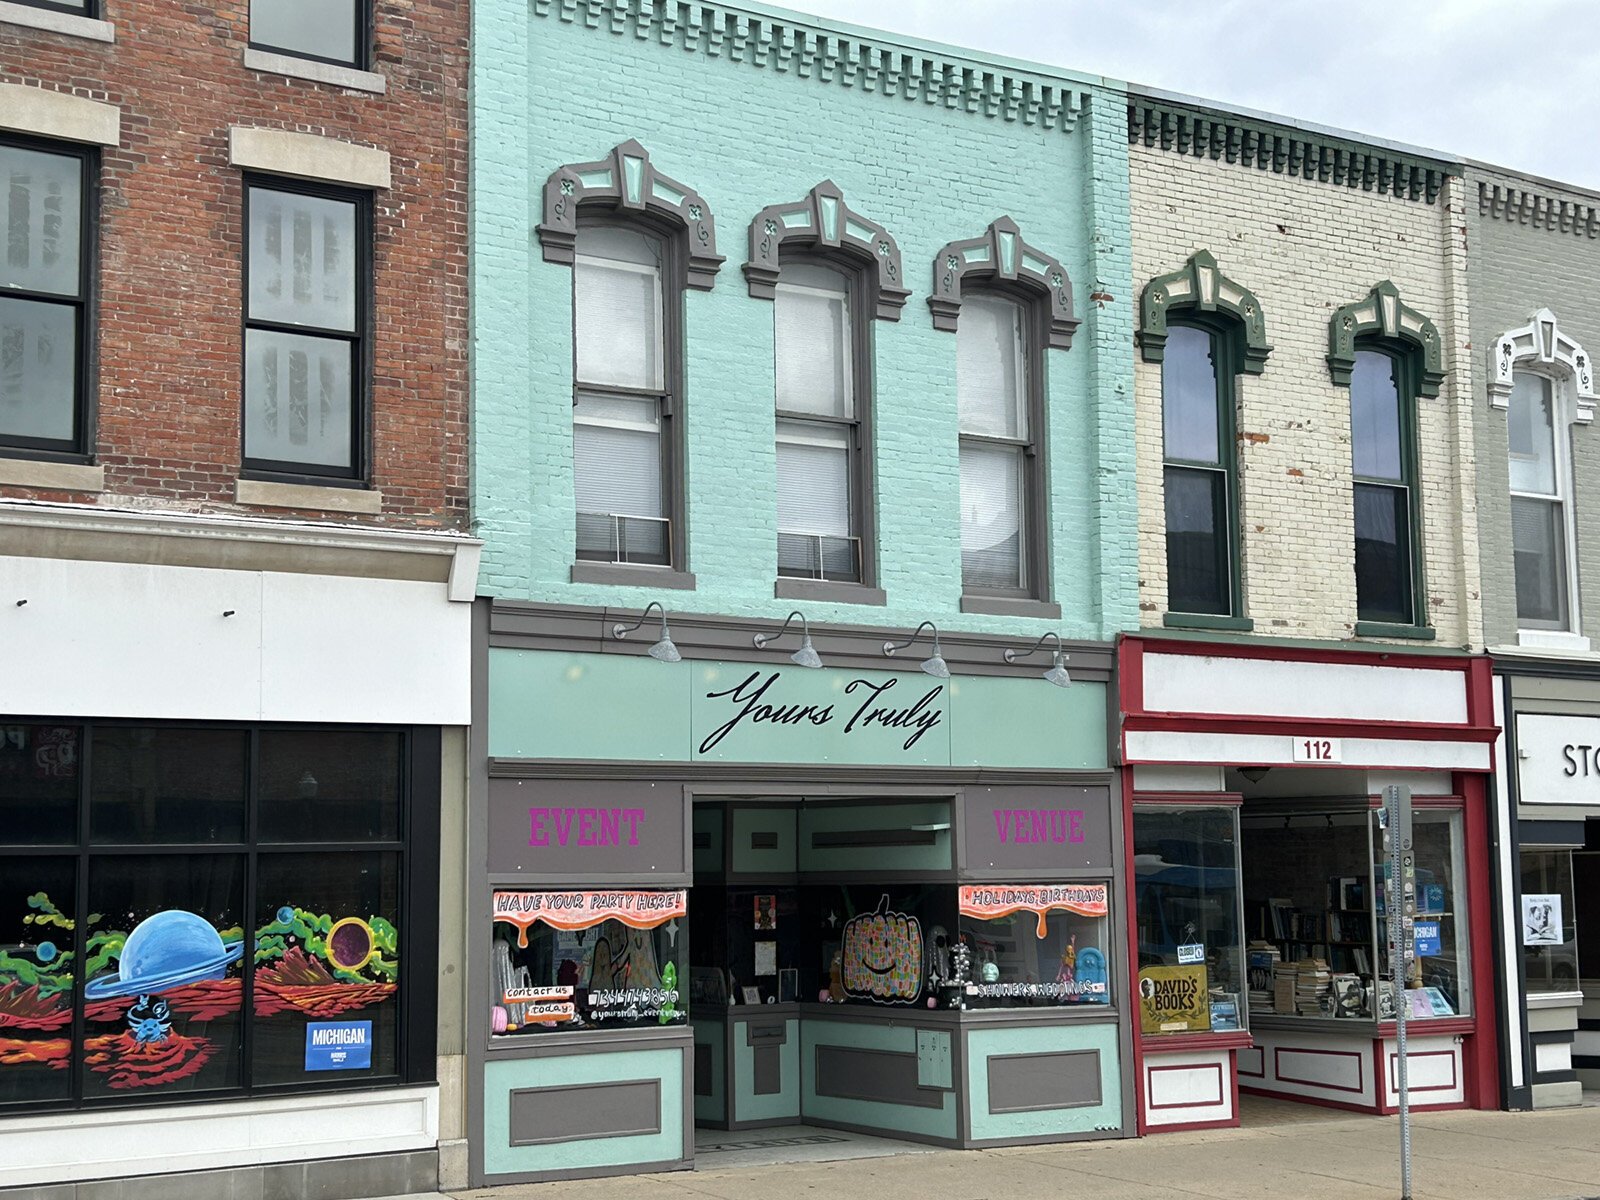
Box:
[305,1021,372,1071]
[1138,965,1210,1035]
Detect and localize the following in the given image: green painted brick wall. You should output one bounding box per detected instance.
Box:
[471,0,1137,640]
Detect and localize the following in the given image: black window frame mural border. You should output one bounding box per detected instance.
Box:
[0,718,439,1114]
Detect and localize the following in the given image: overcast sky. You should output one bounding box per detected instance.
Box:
[790,0,1600,191]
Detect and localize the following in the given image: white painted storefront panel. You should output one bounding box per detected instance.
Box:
[0,1085,439,1187]
[0,555,469,724]
[1144,1050,1233,1127]
[1124,730,1490,772]
[1515,714,1600,806]
[1143,653,1468,724]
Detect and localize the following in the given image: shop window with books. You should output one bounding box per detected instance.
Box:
[0,720,432,1112]
[490,889,688,1033]
[1520,850,1578,993]
[1134,806,1244,1034]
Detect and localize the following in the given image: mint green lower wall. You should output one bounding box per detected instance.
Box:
[965,1022,1122,1141]
[733,1017,801,1124]
[483,1048,685,1176]
[800,1019,958,1141]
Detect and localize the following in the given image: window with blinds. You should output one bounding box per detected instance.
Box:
[958,295,1030,593]
[1349,349,1416,625]
[572,225,671,566]
[1162,324,1234,616]
[774,262,861,582]
[1508,373,1571,629]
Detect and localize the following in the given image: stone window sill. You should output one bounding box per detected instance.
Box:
[570,561,696,591]
[1517,629,1593,654]
[235,478,382,514]
[243,48,385,94]
[775,578,887,607]
[959,594,1061,619]
[0,1,113,42]
[0,456,104,492]
[1163,612,1254,632]
[1353,621,1436,642]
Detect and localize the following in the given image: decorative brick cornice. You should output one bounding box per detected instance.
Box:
[1327,281,1444,399]
[927,217,1078,349]
[1478,181,1600,238]
[1488,309,1595,422]
[744,180,909,320]
[536,139,724,290]
[1128,99,1451,204]
[1138,249,1270,374]
[531,0,1091,134]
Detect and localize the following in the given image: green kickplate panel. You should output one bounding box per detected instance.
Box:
[693,1023,725,1124]
[799,801,954,873]
[799,1018,958,1140]
[732,1017,801,1123]
[965,1021,1122,1141]
[947,674,1108,769]
[484,1047,684,1176]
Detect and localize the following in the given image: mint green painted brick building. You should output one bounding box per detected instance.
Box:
[471,0,1137,638]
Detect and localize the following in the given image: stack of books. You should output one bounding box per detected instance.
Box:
[1273,961,1297,1014]
[1294,958,1332,1015]
[1247,941,1280,1013]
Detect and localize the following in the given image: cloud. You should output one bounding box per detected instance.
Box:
[789,0,1600,189]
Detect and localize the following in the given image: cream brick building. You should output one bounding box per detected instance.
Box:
[1128,93,1482,648]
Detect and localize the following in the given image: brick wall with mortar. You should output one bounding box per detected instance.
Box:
[0,2,468,527]
[1129,137,1482,647]
[471,0,1138,640]
[1466,164,1600,649]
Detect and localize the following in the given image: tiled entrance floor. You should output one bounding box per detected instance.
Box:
[692,1123,939,1169]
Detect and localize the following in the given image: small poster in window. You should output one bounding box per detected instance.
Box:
[1523,893,1563,945]
[754,895,777,931]
[741,986,762,1005]
[1177,943,1204,964]
[754,940,778,977]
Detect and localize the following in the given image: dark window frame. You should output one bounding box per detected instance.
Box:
[772,246,878,590]
[247,0,370,71]
[957,279,1050,603]
[570,212,688,574]
[6,0,96,15]
[1350,340,1426,629]
[240,175,372,485]
[1161,316,1242,620]
[0,718,439,1116]
[0,133,96,463]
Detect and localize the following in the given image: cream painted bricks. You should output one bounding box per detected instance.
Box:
[1130,145,1482,647]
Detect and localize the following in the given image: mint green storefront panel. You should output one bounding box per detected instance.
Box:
[487,650,689,760]
[948,675,1108,770]
[693,1024,726,1124]
[799,802,954,874]
[730,807,798,875]
[800,1019,958,1140]
[483,1047,685,1176]
[732,1017,801,1123]
[965,1022,1122,1141]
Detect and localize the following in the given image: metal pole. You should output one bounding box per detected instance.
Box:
[1385,785,1414,1200]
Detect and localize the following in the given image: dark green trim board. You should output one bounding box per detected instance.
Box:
[1327,281,1445,399]
[1162,612,1254,632]
[1127,97,1453,204]
[1354,621,1437,641]
[1139,250,1271,374]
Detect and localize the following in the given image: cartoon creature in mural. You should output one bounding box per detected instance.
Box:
[841,895,923,1004]
[124,995,173,1044]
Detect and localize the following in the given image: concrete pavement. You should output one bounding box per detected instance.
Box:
[433,1099,1600,1200]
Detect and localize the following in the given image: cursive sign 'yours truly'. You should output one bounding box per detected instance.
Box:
[699,670,943,756]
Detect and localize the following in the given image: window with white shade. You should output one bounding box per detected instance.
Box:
[1,137,91,458]
[958,294,1037,594]
[572,223,675,567]
[243,181,367,478]
[1508,373,1575,631]
[774,261,864,583]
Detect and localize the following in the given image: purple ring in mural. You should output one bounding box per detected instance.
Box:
[83,910,244,1000]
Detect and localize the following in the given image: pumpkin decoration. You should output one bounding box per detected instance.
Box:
[841,895,923,1004]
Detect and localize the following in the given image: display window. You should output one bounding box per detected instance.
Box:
[1520,849,1578,993]
[1134,806,1244,1033]
[957,884,1112,1008]
[801,884,953,1009]
[0,720,426,1111]
[1374,809,1469,1018]
[490,890,687,1033]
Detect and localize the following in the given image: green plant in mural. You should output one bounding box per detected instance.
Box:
[254,906,398,982]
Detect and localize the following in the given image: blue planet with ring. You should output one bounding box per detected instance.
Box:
[83,910,244,1000]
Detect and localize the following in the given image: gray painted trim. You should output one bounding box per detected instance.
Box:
[467,597,491,1189]
[744,180,910,319]
[485,599,1115,680]
[959,595,1063,620]
[984,1049,1102,1113]
[491,761,1117,790]
[775,577,887,606]
[569,562,697,590]
[537,140,723,290]
[485,1025,693,1060]
[928,216,1079,349]
[507,1079,662,1145]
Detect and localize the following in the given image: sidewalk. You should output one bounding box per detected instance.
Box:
[436,1100,1600,1200]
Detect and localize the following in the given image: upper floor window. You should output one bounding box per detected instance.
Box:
[0,137,91,459]
[958,292,1039,595]
[1350,348,1420,626]
[249,0,366,69]
[243,179,368,480]
[572,223,675,568]
[775,260,865,584]
[1508,373,1574,630]
[12,0,94,13]
[1162,324,1236,617]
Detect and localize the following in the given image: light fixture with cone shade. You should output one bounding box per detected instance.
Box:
[883,621,950,679]
[611,601,681,663]
[753,610,822,668]
[1003,631,1072,687]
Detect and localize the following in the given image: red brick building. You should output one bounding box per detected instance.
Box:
[0,4,476,1195]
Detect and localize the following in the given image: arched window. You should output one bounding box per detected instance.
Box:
[1140,250,1270,627]
[536,141,722,586]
